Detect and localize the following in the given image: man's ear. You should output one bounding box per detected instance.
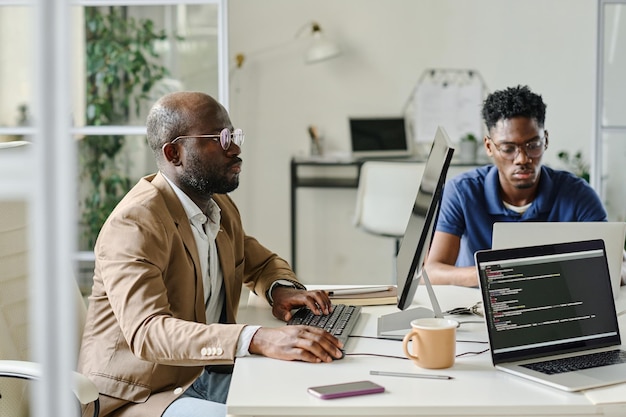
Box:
[162,142,182,166]
[483,135,494,157]
[544,130,549,149]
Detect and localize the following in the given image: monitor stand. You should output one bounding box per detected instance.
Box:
[376,269,443,340]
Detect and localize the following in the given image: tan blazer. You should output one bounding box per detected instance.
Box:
[78,172,300,417]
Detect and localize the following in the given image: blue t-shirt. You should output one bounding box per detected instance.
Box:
[436,165,608,266]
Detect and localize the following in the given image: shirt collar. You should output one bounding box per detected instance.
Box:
[161,172,221,235]
[485,166,505,214]
[526,166,552,216]
[485,165,552,216]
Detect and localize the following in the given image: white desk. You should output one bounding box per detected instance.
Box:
[228,285,626,417]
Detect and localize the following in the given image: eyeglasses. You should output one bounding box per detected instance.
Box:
[172,128,245,150]
[488,137,546,161]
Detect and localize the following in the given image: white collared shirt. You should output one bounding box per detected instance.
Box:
[162,173,258,356]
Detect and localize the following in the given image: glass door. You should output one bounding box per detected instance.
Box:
[594,0,626,222]
[0,1,228,416]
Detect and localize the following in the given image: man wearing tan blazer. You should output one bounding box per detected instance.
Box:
[78,92,343,417]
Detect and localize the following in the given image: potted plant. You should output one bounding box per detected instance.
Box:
[79,6,173,250]
[459,132,478,163]
[557,150,590,183]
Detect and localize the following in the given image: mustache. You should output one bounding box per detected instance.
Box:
[513,166,533,174]
[229,157,242,167]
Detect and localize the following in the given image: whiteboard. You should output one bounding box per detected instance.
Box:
[404,69,486,153]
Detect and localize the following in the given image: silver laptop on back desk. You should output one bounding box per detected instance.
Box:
[492,222,626,299]
[476,239,626,392]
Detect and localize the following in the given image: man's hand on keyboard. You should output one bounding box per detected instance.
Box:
[249,326,344,363]
[270,288,333,322]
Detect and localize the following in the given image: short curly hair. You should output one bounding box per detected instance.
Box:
[481,85,546,131]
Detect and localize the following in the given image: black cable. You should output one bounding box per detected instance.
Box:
[345,353,408,359]
[456,348,490,357]
[350,334,487,344]
[345,349,489,359]
[345,335,490,359]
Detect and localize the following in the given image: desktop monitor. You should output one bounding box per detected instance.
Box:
[377,126,455,339]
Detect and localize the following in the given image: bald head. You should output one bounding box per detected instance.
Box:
[146,91,230,166]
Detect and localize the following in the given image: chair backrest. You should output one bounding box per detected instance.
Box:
[353,161,425,238]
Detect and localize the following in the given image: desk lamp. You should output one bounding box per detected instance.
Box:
[234,21,341,69]
[304,22,341,64]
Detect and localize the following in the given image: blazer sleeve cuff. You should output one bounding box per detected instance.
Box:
[266,279,307,305]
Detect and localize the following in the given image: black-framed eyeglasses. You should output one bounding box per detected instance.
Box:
[172,128,245,150]
[488,136,546,161]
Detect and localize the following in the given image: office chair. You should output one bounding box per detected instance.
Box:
[0,191,99,414]
[353,161,424,280]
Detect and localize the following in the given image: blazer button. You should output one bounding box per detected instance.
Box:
[174,387,183,395]
[201,347,208,356]
[216,347,223,355]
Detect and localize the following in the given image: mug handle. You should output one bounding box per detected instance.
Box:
[402,331,420,361]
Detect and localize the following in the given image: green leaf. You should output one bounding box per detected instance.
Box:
[80,5,182,249]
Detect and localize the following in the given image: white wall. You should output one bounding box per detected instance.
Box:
[227,0,598,285]
[0,7,33,129]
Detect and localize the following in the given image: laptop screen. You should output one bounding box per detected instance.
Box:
[476,240,621,364]
[491,221,626,300]
[349,117,412,159]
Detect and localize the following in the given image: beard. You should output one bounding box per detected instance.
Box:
[510,165,539,190]
[513,181,535,190]
[179,148,240,195]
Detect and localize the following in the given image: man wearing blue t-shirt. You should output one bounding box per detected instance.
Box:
[425,85,607,287]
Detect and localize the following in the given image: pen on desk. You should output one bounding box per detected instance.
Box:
[370,370,453,380]
[327,286,392,296]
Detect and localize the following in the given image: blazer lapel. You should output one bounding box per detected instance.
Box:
[151,173,207,323]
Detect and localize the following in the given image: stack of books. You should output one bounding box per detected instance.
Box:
[326,285,397,306]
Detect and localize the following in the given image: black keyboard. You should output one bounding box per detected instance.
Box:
[522,349,626,375]
[287,304,361,346]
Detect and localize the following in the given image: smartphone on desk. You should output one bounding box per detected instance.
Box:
[307,380,385,400]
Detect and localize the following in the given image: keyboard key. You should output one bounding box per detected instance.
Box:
[287,304,361,346]
[522,349,626,375]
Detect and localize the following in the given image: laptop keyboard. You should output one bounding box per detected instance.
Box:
[287,304,361,346]
[522,349,626,375]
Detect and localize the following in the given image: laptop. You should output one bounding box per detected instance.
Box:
[349,117,413,160]
[492,222,626,299]
[475,239,626,392]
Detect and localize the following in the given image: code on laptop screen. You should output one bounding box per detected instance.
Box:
[479,249,618,356]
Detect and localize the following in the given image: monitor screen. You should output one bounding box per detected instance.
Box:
[396,126,454,310]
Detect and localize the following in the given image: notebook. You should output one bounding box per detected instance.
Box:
[475,239,626,392]
[348,117,413,160]
[491,222,626,299]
